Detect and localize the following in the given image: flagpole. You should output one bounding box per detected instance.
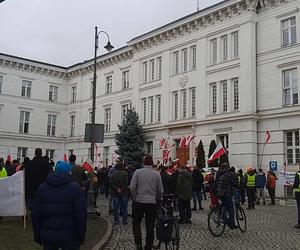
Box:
[259,142,266,170]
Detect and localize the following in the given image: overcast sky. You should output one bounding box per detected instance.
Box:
[0,0,222,66]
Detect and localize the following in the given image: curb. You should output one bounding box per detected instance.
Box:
[92,217,113,250]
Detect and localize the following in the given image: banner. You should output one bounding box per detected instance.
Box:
[0,171,25,216]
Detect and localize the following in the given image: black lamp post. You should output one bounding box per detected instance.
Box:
[91,26,114,161]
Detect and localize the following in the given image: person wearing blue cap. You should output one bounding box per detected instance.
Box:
[31,161,87,250]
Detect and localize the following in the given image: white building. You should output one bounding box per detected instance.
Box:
[0,0,299,179]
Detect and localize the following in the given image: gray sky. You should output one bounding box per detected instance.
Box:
[0,0,221,66]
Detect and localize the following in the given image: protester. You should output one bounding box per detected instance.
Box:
[70,154,87,187]
[130,154,163,250]
[245,167,256,209]
[31,161,87,250]
[6,159,19,176]
[266,170,276,205]
[293,166,300,229]
[237,169,246,205]
[192,167,204,211]
[208,169,219,208]
[0,157,7,178]
[160,165,173,196]
[256,168,266,205]
[69,154,77,169]
[230,166,240,204]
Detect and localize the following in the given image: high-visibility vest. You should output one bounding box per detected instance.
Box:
[0,167,7,178]
[246,174,255,187]
[295,172,300,193]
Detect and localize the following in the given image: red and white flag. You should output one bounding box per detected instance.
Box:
[207,142,226,164]
[159,138,166,149]
[185,135,195,147]
[63,153,68,162]
[179,137,187,149]
[265,130,271,144]
[82,159,94,173]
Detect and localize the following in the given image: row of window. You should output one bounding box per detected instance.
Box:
[141,95,161,124]
[173,87,196,120]
[142,57,162,83]
[172,45,197,75]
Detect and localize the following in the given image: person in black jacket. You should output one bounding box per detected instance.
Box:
[293,167,300,229]
[192,168,204,210]
[31,160,87,250]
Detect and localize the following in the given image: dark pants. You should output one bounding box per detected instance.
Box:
[113,196,128,223]
[246,187,256,208]
[178,198,191,221]
[192,191,202,209]
[132,202,157,250]
[43,242,79,250]
[295,192,300,224]
[268,188,275,204]
[221,195,234,226]
[240,189,246,205]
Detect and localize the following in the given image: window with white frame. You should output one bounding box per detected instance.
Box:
[210,39,217,65]
[104,108,111,132]
[173,51,179,74]
[150,59,155,81]
[0,76,3,93]
[221,35,228,62]
[49,85,58,102]
[286,130,300,164]
[121,104,129,121]
[210,83,217,114]
[149,97,154,123]
[283,68,298,106]
[217,134,229,154]
[182,89,187,118]
[71,85,77,103]
[47,114,57,136]
[157,57,162,80]
[122,70,129,90]
[143,62,148,83]
[232,32,239,59]
[19,111,30,133]
[17,147,28,162]
[145,141,153,155]
[232,78,239,110]
[281,16,297,46]
[182,48,188,72]
[46,149,55,159]
[105,75,112,94]
[222,80,228,112]
[173,91,179,119]
[21,80,31,97]
[142,98,147,124]
[70,115,75,136]
[191,46,197,70]
[156,95,161,122]
[190,87,196,117]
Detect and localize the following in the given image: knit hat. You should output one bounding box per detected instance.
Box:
[143,154,154,166]
[55,160,72,173]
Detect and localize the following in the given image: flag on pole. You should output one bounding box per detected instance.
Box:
[162,143,175,160]
[207,142,226,164]
[82,159,94,173]
[265,130,271,144]
[185,135,195,147]
[159,138,166,149]
[179,137,187,149]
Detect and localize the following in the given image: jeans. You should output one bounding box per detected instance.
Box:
[256,187,265,203]
[113,196,128,223]
[43,242,79,250]
[295,192,300,224]
[132,202,157,250]
[192,191,202,209]
[221,195,234,226]
[178,198,191,221]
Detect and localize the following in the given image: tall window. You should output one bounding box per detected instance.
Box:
[0,76,3,93]
[49,85,58,102]
[281,17,297,46]
[218,134,229,154]
[121,104,129,121]
[210,39,217,65]
[232,78,239,110]
[17,147,28,162]
[182,48,188,72]
[105,75,112,94]
[190,87,196,117]
[46,149,55,159]
[145,141,153,155]
[210,83,217,114]
[173,51,179,74]
[182,89,187,118]
[104,108,111,132]
[148,97,153,123]
[142,98,147,124]
[222,80,228,112]
[221,35,228,62]
[21,80,31,97]
[150,59,155,81]
[70,115,75,136]
[156,95,161,122]
[47,114,57,136]
[173,91,178,119]
[286,130,300,164]
[191,46,197,70]
[283,68,298,106]
[122,70,129,90]
[19,111,30,133]
[232,32,239,59]
[71,86,77,103]
[143,62,148,83]
[157,57,162,80]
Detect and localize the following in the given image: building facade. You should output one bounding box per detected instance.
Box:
[0,0,299,179]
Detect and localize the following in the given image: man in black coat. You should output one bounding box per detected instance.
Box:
[25,148,52,209]
[31,160,87,250]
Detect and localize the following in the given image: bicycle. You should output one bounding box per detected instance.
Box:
[208,196,247,237]
[155,194,180,250]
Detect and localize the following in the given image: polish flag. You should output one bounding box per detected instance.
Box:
[159,138,166,149]
[207,142,226,164]
[63,153,68,162]
[185,135,195,147]
[179,137,187,149]
[163,143,175,160]
[82,159,94,173]
[265,130,271,144]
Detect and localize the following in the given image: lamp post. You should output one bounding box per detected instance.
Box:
[91,26,114,162]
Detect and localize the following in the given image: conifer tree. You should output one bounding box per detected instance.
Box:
[207,139,219,167]
[196,140,206,169]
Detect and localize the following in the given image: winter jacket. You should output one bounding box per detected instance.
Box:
[71,164,87,186]
[256,172,266,188]
[293,171,300,191]
[160,171,172,194]
[266,174,276,189]
[192,168,204,192]
[216,168,237,197]
[176,169,193,200]
[110,168,129,197]
[31,171,87,245]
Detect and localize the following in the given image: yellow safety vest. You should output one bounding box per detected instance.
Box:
[295,172,300,193]
[0,167,7,178]
[246,174,255,187]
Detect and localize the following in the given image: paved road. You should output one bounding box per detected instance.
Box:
[97,196,300,250]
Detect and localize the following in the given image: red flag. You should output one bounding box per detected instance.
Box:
[159,138,166,149]
[63,153,68,162]
[163,144,175,160]
[179,137,187,149]
[185,135,195,147]
[82,159,94,173]
[207,142,226,164]
[265,130,271,144]
[6,154,11,162]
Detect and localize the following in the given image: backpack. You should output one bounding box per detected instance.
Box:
[156,215,173,242]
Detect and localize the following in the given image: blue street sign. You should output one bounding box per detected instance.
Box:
[269,161,277,171]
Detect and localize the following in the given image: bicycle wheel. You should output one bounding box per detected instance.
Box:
[208,207,226,237]
[236,205,247,232]
[164,220,180,250]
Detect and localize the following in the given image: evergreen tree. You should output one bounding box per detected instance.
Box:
[115,109,145,168]
[207,139,218,167]
[196,140,206,169]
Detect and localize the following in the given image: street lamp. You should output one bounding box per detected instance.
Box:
[91,26,114,162]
